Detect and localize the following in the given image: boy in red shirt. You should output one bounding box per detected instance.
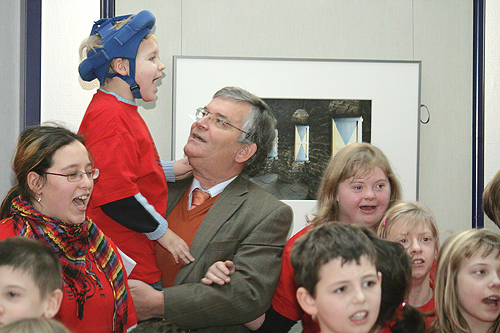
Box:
[78,10,193,290]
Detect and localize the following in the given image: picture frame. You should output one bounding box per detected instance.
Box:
[173,56,421,235]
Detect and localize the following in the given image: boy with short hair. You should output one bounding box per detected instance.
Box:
[0,237,63,326]
[78,10,193,290]
[291,222,382,333]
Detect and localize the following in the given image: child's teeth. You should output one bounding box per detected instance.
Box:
[350,311,367,320]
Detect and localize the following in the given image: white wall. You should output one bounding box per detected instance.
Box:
[6,0,470,239]
[0,1,22,200]
[40,0,100,133]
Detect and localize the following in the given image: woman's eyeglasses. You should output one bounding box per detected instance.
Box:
[44,169,100,182]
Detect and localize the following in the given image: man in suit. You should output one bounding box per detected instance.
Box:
[129,86,293,332]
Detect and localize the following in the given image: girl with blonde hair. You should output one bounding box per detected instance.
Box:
[431,228,500,333]
[312,142,402,229]
[378,201,439,326]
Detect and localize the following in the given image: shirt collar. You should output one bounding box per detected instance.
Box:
[99,87,137,106]
[189,176,238,198]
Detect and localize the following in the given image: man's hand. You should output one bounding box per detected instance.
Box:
[201,260,235,285]
[128,279,165,321]
[174,157,193,180]
[157,229,195,264]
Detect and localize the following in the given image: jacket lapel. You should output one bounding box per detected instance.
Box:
[174,175,248,284]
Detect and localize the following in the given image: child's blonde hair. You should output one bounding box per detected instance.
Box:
[377,201,439,251]
[310,142,402,227]
[431,228,500,333]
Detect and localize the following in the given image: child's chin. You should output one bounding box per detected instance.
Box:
[142,94,157,102]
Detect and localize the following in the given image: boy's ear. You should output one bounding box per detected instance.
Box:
[111,58,129,76]
[296,286,318,317]
[235,143,257,164]
[42,289,63,319]
[378,271,382,284]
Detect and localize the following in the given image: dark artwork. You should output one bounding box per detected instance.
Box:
[249,98,371,200]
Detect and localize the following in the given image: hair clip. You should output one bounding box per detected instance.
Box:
[398,301,408,310]
[381,216,387,227]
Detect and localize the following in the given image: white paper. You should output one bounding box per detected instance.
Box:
[117,247,137,277]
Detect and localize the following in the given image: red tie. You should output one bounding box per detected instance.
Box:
[190,188,211,210]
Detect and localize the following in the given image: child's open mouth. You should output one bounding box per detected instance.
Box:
[350,311,368,320]
[484,296,499,307]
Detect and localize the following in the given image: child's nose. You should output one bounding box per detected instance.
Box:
[489,273,500,289]
[158,60,166,71]
[352,287,367,303]
[409,241,422,254]
[363,188,376,200]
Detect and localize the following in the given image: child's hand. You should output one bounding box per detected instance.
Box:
[157,229,195,264]
[174,157,193,180]
[201,260,235,285]
[244,314,265,331]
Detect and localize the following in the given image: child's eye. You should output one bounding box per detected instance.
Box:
[354,186,363,190]
[375,184,385,189]
[398,238,408,244]
[422,237,432,243]
[474,269,486,275]
[363,280,377,288]
[7,291,19,298]
[334,286,346,294]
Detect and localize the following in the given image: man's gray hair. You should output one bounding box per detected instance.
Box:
[213,86,276,175]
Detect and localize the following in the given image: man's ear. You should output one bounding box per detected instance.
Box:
[296,286,318,317]
[111,58,129,76]
[42,289,63,319]
[235,143,257,164]
[27,171,43,195]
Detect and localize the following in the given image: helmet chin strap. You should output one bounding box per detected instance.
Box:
[105,59,142,99]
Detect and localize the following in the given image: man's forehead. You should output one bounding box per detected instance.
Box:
[207,98,251,116]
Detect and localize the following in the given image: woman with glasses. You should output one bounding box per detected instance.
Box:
[0,124,137,333]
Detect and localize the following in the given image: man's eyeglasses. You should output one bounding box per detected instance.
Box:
[195,107,247,134]
[44,169,100,182]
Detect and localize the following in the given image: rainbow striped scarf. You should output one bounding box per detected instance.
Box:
[10,196,128,332]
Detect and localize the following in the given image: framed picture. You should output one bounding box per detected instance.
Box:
[173,56,421,235]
